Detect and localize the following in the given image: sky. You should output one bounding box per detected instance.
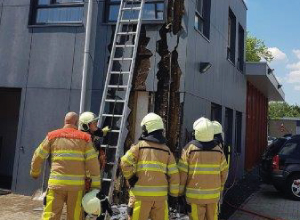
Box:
[246,0,300,105]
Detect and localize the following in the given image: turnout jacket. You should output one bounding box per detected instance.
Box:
[120,140,180,201]
[178,141,228,204]
[30,126,101,191]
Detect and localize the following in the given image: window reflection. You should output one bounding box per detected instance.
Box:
[107,1,165,22]
[32,0,84,25]
[36,7,83,23]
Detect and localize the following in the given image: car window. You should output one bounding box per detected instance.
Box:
[267,138,286,155]
[279,140,300,157]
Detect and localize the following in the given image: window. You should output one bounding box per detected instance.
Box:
[211,103,222,123]
[238,24,245,72]
[279,140,300,158]
[30,0,84,25]
[194,0,211,39]
[235,111,242,153]
[106,0,165,23]
[227,8,236,63]
[224,108,233,147]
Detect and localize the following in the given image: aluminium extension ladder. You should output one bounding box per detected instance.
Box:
[97,0,145,216]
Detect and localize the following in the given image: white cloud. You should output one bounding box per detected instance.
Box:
[268,47,287,61]
[293,49,300,60]
[286,70,300,83]
[294,85,300,91]
[287,61,300,70]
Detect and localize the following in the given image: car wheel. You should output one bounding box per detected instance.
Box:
[285,174,300,201]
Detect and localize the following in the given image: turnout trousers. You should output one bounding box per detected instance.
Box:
[188,203,218,220]
[42,188,83,220]
[128,197,169,220]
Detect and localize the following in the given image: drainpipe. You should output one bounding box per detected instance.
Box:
[80,0,94,113]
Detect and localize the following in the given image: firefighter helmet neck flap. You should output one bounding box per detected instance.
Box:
[212,120,224,145]
[79,112,99,132]
[193,117,214,142]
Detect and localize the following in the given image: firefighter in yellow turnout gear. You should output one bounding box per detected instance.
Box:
[30,112,101,220]
[178,117,228,220]
[120,113,180,220]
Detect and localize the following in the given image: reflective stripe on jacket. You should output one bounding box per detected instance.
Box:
[120,140,180,201]
[30,126,101,191]
[178,143,228,204]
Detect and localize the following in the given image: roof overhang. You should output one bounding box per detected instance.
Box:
[246,62,285,101]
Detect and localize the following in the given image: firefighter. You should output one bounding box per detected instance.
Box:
[79,111,110,171]
[178,117,229,220]
[30,112,101,220]
[79,111,113,220]
[212,121,224,148]
[120,113,180,220]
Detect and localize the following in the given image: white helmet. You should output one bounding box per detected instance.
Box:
[212,121,223,135]
[82,189,102,216]
[79,112,99,131]
[193,117,214,142]
[141,113,164,134]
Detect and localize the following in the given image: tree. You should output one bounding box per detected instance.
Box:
[269,102,300,119]
[246,34,274,62]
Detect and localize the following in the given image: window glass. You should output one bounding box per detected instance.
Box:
[36,7,83,23]
[31,0,84,25]
[238,24,245,71]
[194,0,211,39]
[196,0,203,16]
[107,2,164,22]
[38,0,50,5]
[227,8,236,63]
[279,140,300,157]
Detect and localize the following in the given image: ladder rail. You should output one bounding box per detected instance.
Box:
[97,0,127,128]
[107,0,145,201]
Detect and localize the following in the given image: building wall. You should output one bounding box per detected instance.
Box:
[0,0,94,194]
[0,0,248,194]
[181,0,247,179]
[245,82,268,170]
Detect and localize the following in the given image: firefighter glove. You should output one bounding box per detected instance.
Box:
[102,126,111,137]
[128,175,139,188]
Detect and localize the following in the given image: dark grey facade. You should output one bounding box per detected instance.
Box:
[0,0,248,195]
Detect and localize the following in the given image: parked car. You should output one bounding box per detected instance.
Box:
[259,136,290,183]
[267,136,276,145]
[271,135,300,200]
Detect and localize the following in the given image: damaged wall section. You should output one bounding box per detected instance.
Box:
[154,0,185,153]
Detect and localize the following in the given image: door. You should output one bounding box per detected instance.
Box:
[0,88,21,190]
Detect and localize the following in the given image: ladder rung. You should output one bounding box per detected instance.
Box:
[102,178,112,182]
[101,145,118,148]
[102,114,123,117]
[105,99,125,103]
[113,57,133,61]
[124,0,142,3]
[115,45,135,48]
[110,71,130,74]
[107,85,128,89]
[113,58,133,61]
[117,32,137,35]
[120,19,139,23]
[122,7,142,10]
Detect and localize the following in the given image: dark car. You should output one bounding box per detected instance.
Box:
[259,136,290,183]
[271,135,300,200]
